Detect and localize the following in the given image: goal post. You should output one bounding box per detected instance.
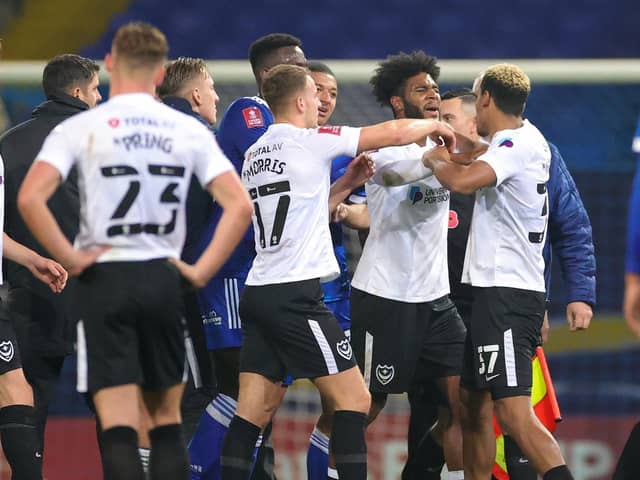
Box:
[1,58,640,84]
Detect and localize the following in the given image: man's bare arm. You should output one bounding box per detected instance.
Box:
[3,233,68,293]
[333,203,370,230]
[357,119,455,154]
[423,146,497,195]
[329,153,374,214]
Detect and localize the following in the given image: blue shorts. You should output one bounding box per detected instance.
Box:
[325,297,351,339]
[199,276,245,350]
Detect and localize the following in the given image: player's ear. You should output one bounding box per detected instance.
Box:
[479,90,491,109]
[70,86,81,99]
[390,96,404,116]
[152,63,166,87]
[192,88,202,107]
[104,53,114,72]
[296,95,305,113]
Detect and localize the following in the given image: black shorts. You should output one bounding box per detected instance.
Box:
[0,306,22,375]
[76,259,188,393]
[461,286,545,399]
[350,289,466,394]
[239,279,356,381]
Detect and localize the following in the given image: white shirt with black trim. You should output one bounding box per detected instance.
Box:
[242,123,360,286]
[351,141,451,303]
[36,93,232,263]
[462,119,550,292]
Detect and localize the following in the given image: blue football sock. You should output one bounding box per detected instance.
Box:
[188,394,237,480]
[307,427,330,480]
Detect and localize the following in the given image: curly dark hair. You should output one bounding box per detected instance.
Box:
[370,50,440,106]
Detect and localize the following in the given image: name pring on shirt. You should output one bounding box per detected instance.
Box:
[35,93,233,263]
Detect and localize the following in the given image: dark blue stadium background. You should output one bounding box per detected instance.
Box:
[82,0,640,59]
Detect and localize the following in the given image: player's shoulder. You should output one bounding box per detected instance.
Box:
[491,120,546,153]
[228,96,270,111]
[220,96,272,128]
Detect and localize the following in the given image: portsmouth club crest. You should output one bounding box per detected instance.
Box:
[376,364,395,385]
[0,341,14,363]
[336,339,352,360]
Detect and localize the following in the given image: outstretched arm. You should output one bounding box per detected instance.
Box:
[357,119,455,154]
[423,146,497,194]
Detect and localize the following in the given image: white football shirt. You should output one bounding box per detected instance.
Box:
[242,123,360,285]
[462,119,550,292]
[37,93,233,262]
[351,141,451,303]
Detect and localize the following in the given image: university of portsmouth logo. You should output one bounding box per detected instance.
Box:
[0,341,14,362]
[108,118,120,128]
[336,339,352,360]
[376,364,395,385]
[498,138,514,148]
[408,185,423,205]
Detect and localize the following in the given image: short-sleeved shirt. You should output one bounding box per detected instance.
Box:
[351,141,450,303]
[37,93,233,262]
[462,119,550,292]
[242,124,360,286]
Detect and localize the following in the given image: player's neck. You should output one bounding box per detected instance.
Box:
[273,113,308,129]
[487,113,524,139]
[109,77,157,98]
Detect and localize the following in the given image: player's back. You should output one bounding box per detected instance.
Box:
[38,93,228,263]
[242,123,360,286]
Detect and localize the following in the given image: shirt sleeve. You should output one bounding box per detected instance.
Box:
[216,99,273,172]
[35,122,77,179]
[370,146,433,186]
[307,126,361,162]
[477,134,524,187]
[192,126,234,188]
[546,144,597,305]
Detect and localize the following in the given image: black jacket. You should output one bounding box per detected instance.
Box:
[0,93,88,357]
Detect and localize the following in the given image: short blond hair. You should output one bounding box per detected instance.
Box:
[479,63,531,116]
[262,64,308,115]
[157,57,208,98]
[112,22,168,69]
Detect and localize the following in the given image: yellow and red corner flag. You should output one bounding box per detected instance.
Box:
[492,346,562,480]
